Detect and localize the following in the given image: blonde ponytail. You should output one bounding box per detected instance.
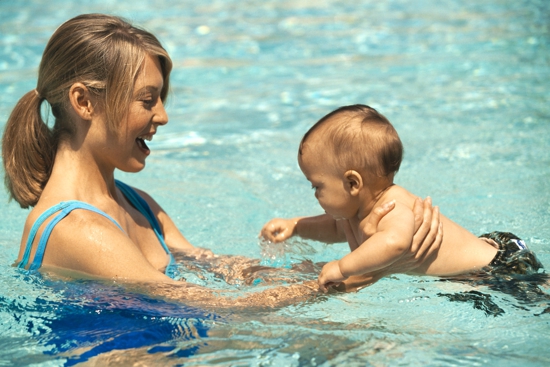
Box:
[2,90,56,208]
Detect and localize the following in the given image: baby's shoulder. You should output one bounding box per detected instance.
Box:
[384,185,417,207]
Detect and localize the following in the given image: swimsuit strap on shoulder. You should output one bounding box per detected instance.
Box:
[19,183,175,276]
[19,201,123,271]
[115,180,176,276]
[19,201,72,269]
[114,180,171,254]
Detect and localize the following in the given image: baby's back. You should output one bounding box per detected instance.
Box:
[384,185,498,276]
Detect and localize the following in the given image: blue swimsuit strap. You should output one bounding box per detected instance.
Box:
[19,201,123,271]
[20,181,175,275]
[114,180,173,257]
[114,180,176,275]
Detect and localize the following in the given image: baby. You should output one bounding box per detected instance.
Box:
[261,104,542,291]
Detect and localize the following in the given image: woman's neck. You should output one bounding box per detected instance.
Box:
[40,141,118,204]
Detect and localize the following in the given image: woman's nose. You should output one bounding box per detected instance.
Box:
[154,98,168,125]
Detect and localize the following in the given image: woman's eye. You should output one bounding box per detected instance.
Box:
[139,99,156,110]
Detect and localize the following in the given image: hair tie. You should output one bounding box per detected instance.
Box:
[34,89,43,101]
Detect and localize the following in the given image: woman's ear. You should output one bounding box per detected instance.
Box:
[68,83,94,120]
[344,170,363,196]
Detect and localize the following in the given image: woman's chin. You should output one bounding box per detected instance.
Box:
[119,161,146,173]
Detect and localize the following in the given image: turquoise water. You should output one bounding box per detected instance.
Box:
[1,0,549,365]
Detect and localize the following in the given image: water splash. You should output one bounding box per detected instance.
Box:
[259,238,318,268]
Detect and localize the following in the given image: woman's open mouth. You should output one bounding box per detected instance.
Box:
[136,134,152,154]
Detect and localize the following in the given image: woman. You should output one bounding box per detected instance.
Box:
[2,14,441,305]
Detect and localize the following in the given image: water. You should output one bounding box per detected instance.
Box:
[1,0,549,365]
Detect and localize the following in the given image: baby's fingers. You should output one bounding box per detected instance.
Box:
[259,224,284,242]
[318,281,329,293]
[318,281,341,293]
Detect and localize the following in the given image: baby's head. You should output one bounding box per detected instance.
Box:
[298,104,403,182]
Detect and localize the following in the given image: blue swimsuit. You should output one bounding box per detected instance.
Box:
[18,180,176,276]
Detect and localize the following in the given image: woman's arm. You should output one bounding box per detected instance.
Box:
[135,187,194,249]
[47,212,318,309]
[40,208,317,310]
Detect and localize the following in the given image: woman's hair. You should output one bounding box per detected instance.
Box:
[2,14,173,208]
[299,104,403,178]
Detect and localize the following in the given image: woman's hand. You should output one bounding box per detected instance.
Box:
[336,197,442,292]
[407,196,443,267]
[362,199,397,238]
[184,247,216,259]
[363,196,442,271]
[259,218,298,243]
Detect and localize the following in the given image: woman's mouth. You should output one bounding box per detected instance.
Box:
[136,134,152,154]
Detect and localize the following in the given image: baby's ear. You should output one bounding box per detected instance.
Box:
[344,170,363,195]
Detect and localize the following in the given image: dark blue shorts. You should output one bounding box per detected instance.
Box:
[480,231,543,275]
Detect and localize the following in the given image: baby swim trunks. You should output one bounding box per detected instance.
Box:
[480,231,543,275]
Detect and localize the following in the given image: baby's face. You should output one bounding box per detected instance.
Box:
[298,147,357,221]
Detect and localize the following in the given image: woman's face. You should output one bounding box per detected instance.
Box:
[100,54,168,173]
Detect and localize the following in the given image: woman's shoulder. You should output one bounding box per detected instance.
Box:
[23,200,65,233]
[23,197,122,236]
[116,181,163,216]
[114,181,194,251]
[19,198,129,271]
[32,202,168,280]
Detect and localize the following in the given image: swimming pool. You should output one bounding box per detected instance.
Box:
[1,0,549,365]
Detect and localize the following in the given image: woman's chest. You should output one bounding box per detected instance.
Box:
[122,208,170,271]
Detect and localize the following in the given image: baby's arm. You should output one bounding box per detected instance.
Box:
[260,214,344,243]
[318,202,415,291]
[260,200,398,244]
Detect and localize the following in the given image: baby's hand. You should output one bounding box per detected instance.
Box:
[318,260,346,292]
[259,218,297,243]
